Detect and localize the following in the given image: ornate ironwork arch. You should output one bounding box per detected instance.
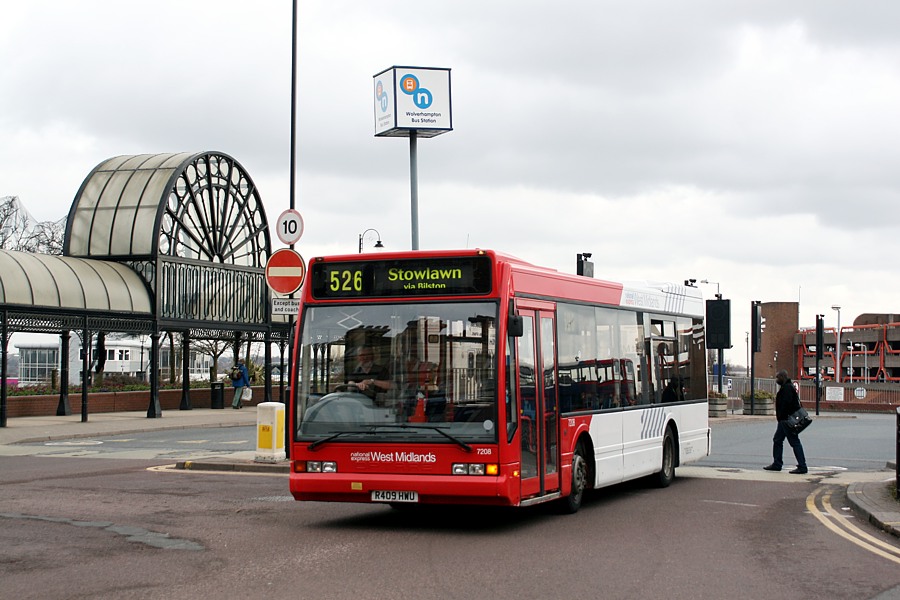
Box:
[65,151,276,329]
[159,153,268,267]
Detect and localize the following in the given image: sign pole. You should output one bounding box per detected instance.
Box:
[285,0,300,458]
[715,292,724,395]
[410,131,419,250]
[374,66,452,253]
[750,301,759,415]
[815,314,824,416]
[290,0,298,212]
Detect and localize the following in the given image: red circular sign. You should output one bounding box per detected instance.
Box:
[265,249,306,294]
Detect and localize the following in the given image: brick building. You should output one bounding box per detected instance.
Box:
[754,302,799,378]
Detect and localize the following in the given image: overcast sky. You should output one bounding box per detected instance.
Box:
[2,0,899,366]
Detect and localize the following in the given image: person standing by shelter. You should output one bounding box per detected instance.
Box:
[230,358,251,409]
[764,369,808,474]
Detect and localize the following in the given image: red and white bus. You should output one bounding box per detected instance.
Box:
[288,249,710,512]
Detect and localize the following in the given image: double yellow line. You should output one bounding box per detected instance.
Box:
[807,487,900,565]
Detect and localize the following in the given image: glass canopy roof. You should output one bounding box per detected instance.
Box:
[0,249,151,313]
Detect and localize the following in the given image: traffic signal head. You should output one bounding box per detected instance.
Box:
[706,299,731,350]
[815,314,824,360]
[751,302,763,353]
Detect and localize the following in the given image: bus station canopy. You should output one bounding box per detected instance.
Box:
[0,249,152,314]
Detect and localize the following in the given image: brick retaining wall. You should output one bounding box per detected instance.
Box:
[6,387,895,419]
[3,386,263,418]
[799,400,897,414]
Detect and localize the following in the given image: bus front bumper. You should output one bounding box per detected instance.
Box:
[289,471,520,507]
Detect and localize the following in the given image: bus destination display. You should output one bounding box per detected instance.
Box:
[311,256,492,298]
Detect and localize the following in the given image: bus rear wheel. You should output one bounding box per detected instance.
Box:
[654,427,676,488]
[561,445,588,513]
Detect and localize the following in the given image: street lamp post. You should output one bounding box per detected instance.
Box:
[848,342,853,383]
[831,305,841,382]
[140,337,146,382]
[700,279,720,298]
[358,229,384,253]
[864,343,868,383]
[857,343,868,383]
[745,331,749,377]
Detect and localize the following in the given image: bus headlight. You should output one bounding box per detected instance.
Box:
[296,461,338,473]
[451,463,498,475]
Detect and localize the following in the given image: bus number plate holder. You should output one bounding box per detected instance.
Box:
[371,490,418,503]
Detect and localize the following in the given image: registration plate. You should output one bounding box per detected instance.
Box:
[371,490,418,503]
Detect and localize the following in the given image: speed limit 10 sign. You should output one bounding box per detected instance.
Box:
[276,209,304,245]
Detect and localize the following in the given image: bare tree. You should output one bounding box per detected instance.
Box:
[165,331,178,383]
[0,196,65,254]
[192,337,231,380]
[32,219,66,255]
[0,196,34,251]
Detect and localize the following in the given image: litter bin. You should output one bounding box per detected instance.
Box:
[210,382,225,409]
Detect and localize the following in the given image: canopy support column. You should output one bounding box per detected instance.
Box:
[81,320,90,422]
[180,332,192,410]
[56,330,71,416]
[1,309,8,428]
[147,332,161,418]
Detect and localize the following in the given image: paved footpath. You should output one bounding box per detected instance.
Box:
[0,407,257,446]
[0,408,897,536]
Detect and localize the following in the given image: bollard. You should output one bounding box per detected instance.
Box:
[896,407,899,502]
[255,402,286,463]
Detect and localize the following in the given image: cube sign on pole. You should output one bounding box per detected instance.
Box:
[265,248,306,295]
[374,66,452,138]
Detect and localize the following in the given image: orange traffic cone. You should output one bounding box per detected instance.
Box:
[409,394,427,423]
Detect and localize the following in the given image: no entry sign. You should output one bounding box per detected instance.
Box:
[265,248,306,294]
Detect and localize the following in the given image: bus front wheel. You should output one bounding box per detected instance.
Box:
[561,444,588,514]
[654,427,676,488]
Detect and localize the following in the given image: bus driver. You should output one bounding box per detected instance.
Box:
[346,346,391,399]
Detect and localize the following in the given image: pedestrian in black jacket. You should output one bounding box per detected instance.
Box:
[764,370,808,474]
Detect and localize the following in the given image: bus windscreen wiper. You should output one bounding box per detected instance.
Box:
[307,428,377,451]
[377,424,473,452]
[308,425,473,452]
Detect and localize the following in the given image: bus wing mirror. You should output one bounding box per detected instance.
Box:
[508,315,523,337]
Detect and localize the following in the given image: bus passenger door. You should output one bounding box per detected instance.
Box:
[516,307,559,500]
